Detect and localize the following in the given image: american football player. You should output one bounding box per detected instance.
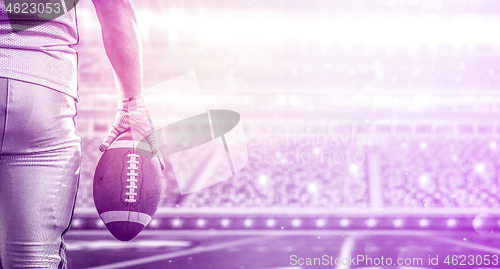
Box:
[0,0,163,267]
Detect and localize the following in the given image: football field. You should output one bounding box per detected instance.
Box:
[65,229,500,269]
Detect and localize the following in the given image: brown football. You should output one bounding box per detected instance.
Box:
[93,132,162,241]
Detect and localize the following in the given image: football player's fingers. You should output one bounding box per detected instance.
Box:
[129,114,156,150]
[156,153,165,171]
[100,112,131,151]
[99,123,128,152]
[142,128,159,154]
[142,129,165,170]
[99,128,119,152]
[144,115,166,169]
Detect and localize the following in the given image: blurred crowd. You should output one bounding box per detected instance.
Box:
[77,135,369,209]
[378,138,500,208]
[78,132,500,209]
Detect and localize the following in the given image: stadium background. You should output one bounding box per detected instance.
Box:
[67,0,500,268]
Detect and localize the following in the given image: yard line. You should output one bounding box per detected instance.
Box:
[66,240,191,251]
[336,237,355,269]
[85,236,271,269]
[67,229,462,238]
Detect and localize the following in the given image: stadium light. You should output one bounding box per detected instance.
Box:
[172,218,183,228]
[149,219,160,228]
[366,218,377,228]
[266,219,276,228]
[340,219,350,228]
[96,219,105,228]
[258,175,268,185]
[221,219,231,228]
[244,219,253,228]
[446,219,457,228]
[291,218,302,228]
[393,219,403,228]
[133,9,500,47]
[419,219,430,228]
[72,219,82,228]
[196,219,207,228]
[316,219,326,228]
[472,218,484,228]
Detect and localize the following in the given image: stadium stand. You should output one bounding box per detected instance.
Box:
[72,0,500,233]
[378,138,500,208]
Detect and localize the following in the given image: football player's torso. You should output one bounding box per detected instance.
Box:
[0,0,79,99]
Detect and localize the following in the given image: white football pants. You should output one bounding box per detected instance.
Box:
[0,78,80,268]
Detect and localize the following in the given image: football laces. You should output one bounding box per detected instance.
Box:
[125,153,141,203]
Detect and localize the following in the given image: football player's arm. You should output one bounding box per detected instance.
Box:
[92,0,142,98]
[92,0,165,169]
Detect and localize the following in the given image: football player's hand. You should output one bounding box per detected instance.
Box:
[99,94,165,170]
